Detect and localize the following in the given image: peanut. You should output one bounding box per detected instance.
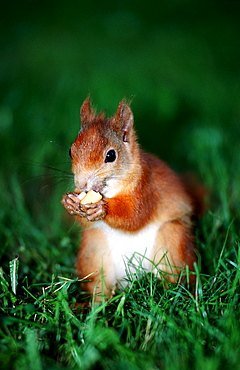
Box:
[78,190,102,205]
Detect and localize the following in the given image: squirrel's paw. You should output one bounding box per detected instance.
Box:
[61,193,85,217]
[61,193,106,221]
[81,200,107,221]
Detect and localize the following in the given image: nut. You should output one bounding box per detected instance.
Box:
[77,192,87,201]
[79,190,102,205]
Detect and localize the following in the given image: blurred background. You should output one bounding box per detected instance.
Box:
[0,0,240,272]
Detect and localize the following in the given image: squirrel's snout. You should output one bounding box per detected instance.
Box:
[75,174,103,194]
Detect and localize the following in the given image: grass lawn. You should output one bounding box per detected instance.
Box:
[1,1,240,369]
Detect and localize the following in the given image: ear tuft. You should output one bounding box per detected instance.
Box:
[113,101,134,142]
[80,97,96,124]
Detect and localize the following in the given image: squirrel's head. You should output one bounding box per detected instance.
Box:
[69,97,140,197]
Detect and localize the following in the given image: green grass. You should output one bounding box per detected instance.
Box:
[1,237,240,369]
[1,1,240,369]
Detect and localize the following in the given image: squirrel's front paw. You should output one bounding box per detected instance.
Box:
[61,193,85,217]
[61,193,106,221]
[82,200,107,221]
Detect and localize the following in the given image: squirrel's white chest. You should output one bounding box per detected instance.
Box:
[93,221,160,285]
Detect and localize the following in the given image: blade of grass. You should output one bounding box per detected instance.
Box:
[9,257,19,295]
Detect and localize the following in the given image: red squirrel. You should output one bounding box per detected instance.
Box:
[61,98,198,300]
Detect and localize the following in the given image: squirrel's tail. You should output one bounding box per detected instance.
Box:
[181,173,208,218]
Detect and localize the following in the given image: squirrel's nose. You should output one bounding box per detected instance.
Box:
[75,173,100,193]
[75,177,88,192]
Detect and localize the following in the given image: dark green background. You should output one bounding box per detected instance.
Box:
[1,0,240,241]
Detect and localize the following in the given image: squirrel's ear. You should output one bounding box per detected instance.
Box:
[80,97,96,125]
[113,101,134,142]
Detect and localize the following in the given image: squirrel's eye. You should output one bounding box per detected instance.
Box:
[69,149,72,158]
[105,149,116,163]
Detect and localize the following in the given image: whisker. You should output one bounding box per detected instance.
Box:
[27,161,73,176]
